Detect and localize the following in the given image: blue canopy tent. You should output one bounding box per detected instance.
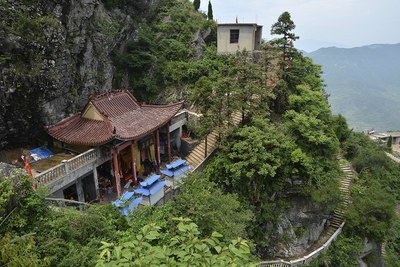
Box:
[112,191,142,216]
[160,159,191,188]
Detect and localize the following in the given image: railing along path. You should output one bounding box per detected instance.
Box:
[259,160,353,266]
[35,149,97,186]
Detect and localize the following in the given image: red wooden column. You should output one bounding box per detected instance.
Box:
[153,132,158,168]
[112,148,122,197]
[167,124,171,163]
[130,141,137,185]
[156,129,161,167]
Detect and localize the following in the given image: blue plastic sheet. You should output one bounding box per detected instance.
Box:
[140,174,161,187]
[29,147,54,162]
[160,165,191,178]
[135,180,167,196]
[166,159,186,169]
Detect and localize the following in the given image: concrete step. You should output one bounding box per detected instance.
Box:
[331,217,343,222]
[207,135,217,143]
[327,228,337,234]
[208,131,218,138]
[187,153,204,163]
[187,161,200,169]
[191,148,206,158]
[186,155,201,164]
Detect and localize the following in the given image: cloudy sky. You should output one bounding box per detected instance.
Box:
[199,0,400,52]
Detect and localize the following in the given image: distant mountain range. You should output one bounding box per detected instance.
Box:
[305,43,400,132]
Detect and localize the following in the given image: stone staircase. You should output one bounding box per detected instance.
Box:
[259,159,353,266]
[326,162,352,235]
[185,112,242,172]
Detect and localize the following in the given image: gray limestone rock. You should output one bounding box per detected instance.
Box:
[269,196,330,258]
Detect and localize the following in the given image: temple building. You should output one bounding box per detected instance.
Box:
[45,90,184,200]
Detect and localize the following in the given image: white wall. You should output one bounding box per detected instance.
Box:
[217,25,257,53]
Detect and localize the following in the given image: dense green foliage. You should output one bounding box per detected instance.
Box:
[309,235,363,267]
[97,218,255,266]
[112,0,215,101]
[0,171,256,266]
[193,0,200,10]
[207,1,213,20]
[343,133,398,241]
[0,172,129,266]
[270,11,299,54]
[311,132,400,265]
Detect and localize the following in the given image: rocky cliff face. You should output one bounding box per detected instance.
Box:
[267,196,330,258]
[0,0,149,148]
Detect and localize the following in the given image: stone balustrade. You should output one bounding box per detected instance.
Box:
[35,148,98,187]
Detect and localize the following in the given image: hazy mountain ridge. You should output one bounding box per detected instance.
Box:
[306,43,400,131]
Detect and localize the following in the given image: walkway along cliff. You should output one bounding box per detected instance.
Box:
[259,159,353,266]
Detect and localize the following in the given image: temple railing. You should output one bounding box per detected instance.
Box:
[35,149,98,186]
[258,222,345,267]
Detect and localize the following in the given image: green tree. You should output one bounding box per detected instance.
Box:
[308,234,363,267]
[387,135,393,149]
[346,179,395,242]
[0,233,49,267]
[97,218,256,266]
[207,118,294,204]
[270,11,299,53]
[193,0,200,10]
[207,1,213,20]
[172,173,254,241]
[231,51,270,122]
[285,84,339,158]
[332,114,352,143]
[385,217,400,266]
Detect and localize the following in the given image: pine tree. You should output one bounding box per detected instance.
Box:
[193,0,200,10]
[207,1,213,20]
[270,11,299,60]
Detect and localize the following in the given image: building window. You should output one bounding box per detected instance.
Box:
[230,29,239,43]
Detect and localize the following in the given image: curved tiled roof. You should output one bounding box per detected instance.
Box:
[48,114,113,145]
[47,91,183,146]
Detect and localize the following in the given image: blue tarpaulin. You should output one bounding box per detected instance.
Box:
[166,159,186,169]
[118,197,143,216]
[112,192,142,216]
[135,180,167,196]
[29,147,53,163]
[160,169,174,177]
[140,174,161,187]
[112,191,135,207]
[121,191,135,201]
[160,165,191,178]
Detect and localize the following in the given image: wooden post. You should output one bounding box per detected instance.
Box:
[93,167,99,199]
[112,148,122,197]
[204,135,208,158]
[154,132,158,169]
[156,129,161,167]
[130,141,137,185]
[167,124,171,163]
